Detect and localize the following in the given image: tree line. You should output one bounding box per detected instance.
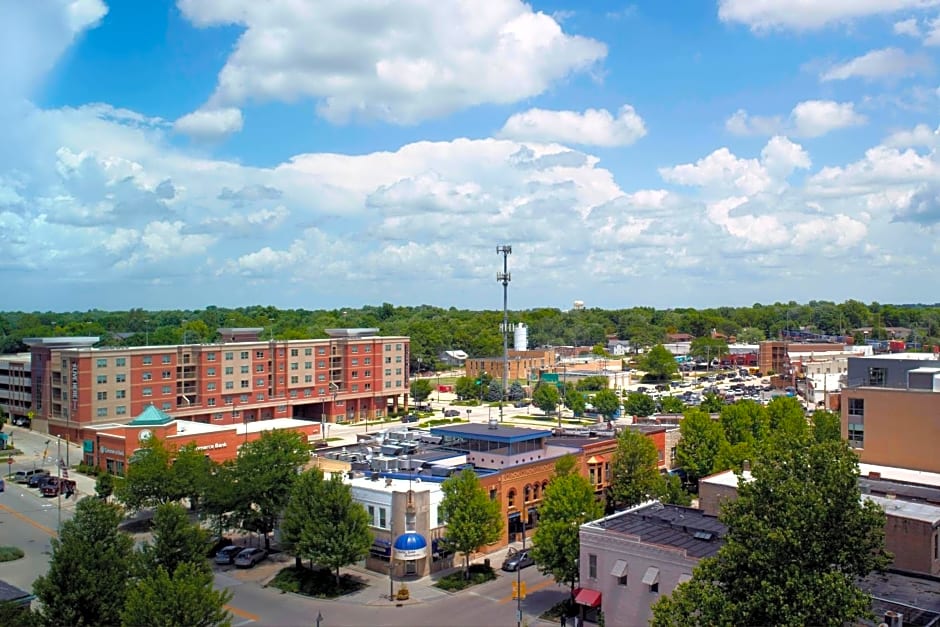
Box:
[3,300,938,366]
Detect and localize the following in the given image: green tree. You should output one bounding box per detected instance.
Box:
[689,337,729,363]
[651,439,890,627]
[281,468,373,584]
[200,461,241,540]
[736,327,765,343]
[454,376,476,400]
[658,473,692,506]
[33,498,134,627]
[173,442,212,511]
[622,392,655,417]
[115,436,181,511]
[714,401,767,471]
[608,428,661,509]
[410,378,433,404]
[699,391,723,413]
[232,430,310,550]
[575,376,609,392]
[811,409,841,443]
[122,563,232,627]
[564,388,586,417]
[139,503,210,578]
[532,383,560,415]
[675,409,727,486]
[440,468,503,578]
[639,345,678,381]
[765,396,808,446]
[554,453,578,477]
[530,472,603,594]
[507,381,525,401]
[592,388,621,421]
[95,473,114,500]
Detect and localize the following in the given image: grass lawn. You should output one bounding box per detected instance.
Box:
[268,565,366,598]
[433,564,496,591]
[0,546,25,562]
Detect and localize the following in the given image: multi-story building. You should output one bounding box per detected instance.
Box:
[464,349,554,385]
[577,503,726,625]
[0,352,32,423]
[840,353,940,473]
[25,328,410,443]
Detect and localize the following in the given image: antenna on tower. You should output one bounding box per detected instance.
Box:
[497,245,512,425]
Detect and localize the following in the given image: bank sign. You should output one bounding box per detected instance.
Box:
[195,442,228,452]
[70,362,78,413]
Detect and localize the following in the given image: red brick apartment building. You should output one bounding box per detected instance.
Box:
[25,328,410,442]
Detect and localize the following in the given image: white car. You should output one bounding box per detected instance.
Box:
[234,547,267,568]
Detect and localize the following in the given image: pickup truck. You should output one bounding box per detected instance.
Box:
[41,477,76,497]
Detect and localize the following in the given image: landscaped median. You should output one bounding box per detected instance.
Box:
[433,563,496,592]
[267,565,366,598]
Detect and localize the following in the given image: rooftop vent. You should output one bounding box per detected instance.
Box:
[693,531,715,541]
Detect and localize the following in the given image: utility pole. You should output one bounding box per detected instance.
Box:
[497,245,512,423]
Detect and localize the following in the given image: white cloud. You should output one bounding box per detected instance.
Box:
[177,0,606,128]
[498,105,647,147]
[660,136,809,195]
[173,108,244,140]
[727,100,866,138]
[884,123,940,147]
[718,0,940,31]
[893,17,923,37]
[926,16,940,44]
[791,214,868,249]
[705,196,789,249]
[820,47,932,81]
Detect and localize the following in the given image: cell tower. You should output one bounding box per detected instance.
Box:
[497,245,512,425]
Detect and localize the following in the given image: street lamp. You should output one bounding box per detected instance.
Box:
[316,611,323,627]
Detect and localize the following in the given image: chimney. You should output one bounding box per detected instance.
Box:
[742,460,750,472]
[884,610,903,627]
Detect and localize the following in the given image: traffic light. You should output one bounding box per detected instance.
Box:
[511,581,518,599]
[519,581,526,598]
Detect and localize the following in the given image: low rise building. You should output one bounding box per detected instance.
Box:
[0,352,32,423]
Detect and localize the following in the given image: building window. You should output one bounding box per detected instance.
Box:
[162,370,172,379]
[304,361,312,369]
[868,367,887,387]
[351,346,358,353]
[207,352,216,361]
[318,387,325,395]
[162,355,171,364]
[396,343,402,350]
[208,398,216,406]
[142,387,152,396]
[97,408,108,417]
[670,446,677,462]
[256,351,264,359]
[240,380,249,389]
[489,488,497,500]
[848,398,864,417]
[162,385,171,395]
[365,383,371,391]
[588,554,597,579]
[364,357,371,365]
[304,348,312,356]
[116,406,126,415]
[97,375,107,384]
[379,508,387,529]
[385,381,391,389]
[524,485,531,502]
[507,489,516,507]
[207,368,216,376]
[240,351,249,359]
[225,352,233,361]
[352,371,358,379]
[291,348,299,357]
[291,363,299,370]
[848,422,864,448]
[304,375,312,383]
[317,347,326,355]
[241,365,250,374]
[115,358,126,367]
[225,381,234,390]
[225,366,234,375]
[116,390,126,399]
[364,345,371,353]
[142,356,152,365]
[97,391,107,401]
[97,358,108,368]
[385,344,391,352]
[142,372,152,381]
[351,358,358,366]
[256,364,265,373]
[161,402,171,410]
[291,376,299,384]
[368,505,375,525]
[116,373,126,383]
[257,393,264,401]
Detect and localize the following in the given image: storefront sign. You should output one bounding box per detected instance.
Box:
[100,446,124,457]
[394,546,427,560]
[71,362,79,413]
[83,440,94,453]
[195,442,228,452]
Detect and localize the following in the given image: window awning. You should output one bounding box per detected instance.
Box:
[610,560,628,578]
[642,566,660,586]
[586,455,606,464]
[508,511,521,520]
[678,573,692,584]
[573,587,602,608]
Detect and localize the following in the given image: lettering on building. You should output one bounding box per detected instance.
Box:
[194,442,228,452]
[71,362,79,413]
[100,446,124,457]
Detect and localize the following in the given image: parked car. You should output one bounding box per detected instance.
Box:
[26,470,52,488]
[501,548,534,572]
[234,547,267,568]
[214,545,243,565]
[400,414,419,423]
[443,409,460,417]
[206,536,233,558]
[0,478,4,492]
[513,401,529,408]
[41,477,76,497]
[14,468,46,484]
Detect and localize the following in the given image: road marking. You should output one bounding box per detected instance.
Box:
[0,502,57,537]
[497,578,557,604]
[225,604,259,622]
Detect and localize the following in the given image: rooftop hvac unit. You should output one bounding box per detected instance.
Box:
[884,610,903,627]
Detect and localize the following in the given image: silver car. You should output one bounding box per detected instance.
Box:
[234,547,267,568]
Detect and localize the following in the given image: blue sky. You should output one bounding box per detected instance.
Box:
[2,0,939,312]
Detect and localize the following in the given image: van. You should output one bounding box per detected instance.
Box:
[14,468,46,484]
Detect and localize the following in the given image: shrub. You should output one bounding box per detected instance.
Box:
[434,564,495,591]
[0,546,25,562]
[268,566,365,598]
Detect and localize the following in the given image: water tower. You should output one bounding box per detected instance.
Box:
[514,323,528,351]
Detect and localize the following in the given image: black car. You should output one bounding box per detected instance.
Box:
[443,409,460,417]
[513,401,529,408]
[26,470,52,488]
[401,414,419,423]
[501,548,534,572]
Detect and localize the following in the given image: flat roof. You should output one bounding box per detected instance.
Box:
[430,423,552,444]
[587,502,727,559]
[324,328,380,337]
[908,367,940,374]
[23,336,99,348]
[864,494,940,524]
[700,469,753,488]
[174,420,225,435]
[241,417,320,434]
[859,464,940,489]
[861,571,940,626]
[347,475,440,494]
[856,352,939,360]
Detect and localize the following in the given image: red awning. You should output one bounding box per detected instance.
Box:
[573,587,602,608]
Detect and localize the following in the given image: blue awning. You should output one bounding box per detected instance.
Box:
[393,532,428,552]
[508,511,521,520]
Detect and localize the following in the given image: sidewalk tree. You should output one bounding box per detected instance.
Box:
[531,471,603,594]
[675,408,727,486]
[659,395,686,414]
[95,473,114,500]
[608,428,662,510]
[454,376,476,400]
[200,461,241,540]
[232,429,310,550]
[639,344,678,381]
[410,379,433,404]
[651,439,889,627]
[440,468,503,578]
[281,468,373,584]
[507,381,525,401]
[622,392,655,418]
[700,391,723,413]
[33,497,134,627]
[592,388,621,421]
[689,337,729,363]
[122,563,232,627]
[532,383,560,415]
[139,503,210,578]
[811,409,841,443]
[172,443,211,512]
[564,388,586,417]
[115,436,181,511]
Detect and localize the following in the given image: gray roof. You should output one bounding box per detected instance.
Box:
[595,503,727,559]
[23,336,99,348]
[0,579,33,604]
[324,328,380,337]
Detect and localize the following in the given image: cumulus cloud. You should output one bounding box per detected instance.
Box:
[894,17,923,37]
[498,105,647,147]
[727,100,866,138]
[173,108,243,140]
[820,47,932,81]
[927,16,940,44]
[892,185,940,224]
[177,0,606,127]
[718,0,940,31]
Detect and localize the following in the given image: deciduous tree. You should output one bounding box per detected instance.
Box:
[410,378,433,404]
[281,468,373,584]
[532,383,560,415]
[608,428,661,509]
[139,503,210,578]
[651,439,890,627]
[639,344,679,381]
[122,563,232,627]
[33,498,134,627]
[592,388,621,421]
[675,409,727,486]
[440,468,503,578]
[115,436,181,511]
[564,388,586,417]
[622,392,655,417]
